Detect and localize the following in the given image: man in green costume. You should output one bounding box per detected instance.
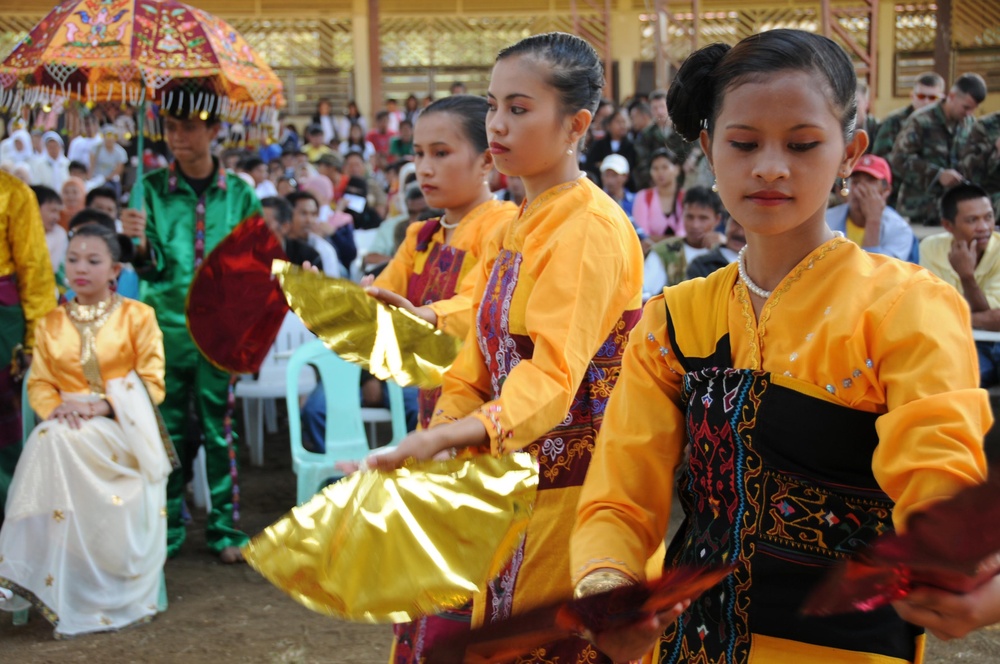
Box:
[122,100,260,563]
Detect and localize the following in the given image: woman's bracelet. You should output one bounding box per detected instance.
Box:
[573,569,636,599]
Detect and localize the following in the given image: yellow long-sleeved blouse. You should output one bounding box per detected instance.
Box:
[29,298,166,419]
[373,198,516,339]
[430,178,644,452]
[572,237,990,663]
[0,170,57,351]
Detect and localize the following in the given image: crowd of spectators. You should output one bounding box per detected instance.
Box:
[1,70,999,385]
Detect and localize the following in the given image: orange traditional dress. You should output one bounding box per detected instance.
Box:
[374,198,516,429]
[573,237,990,664]
[0,295,175,637]
[377,198,516,663]
[430,176,644,662]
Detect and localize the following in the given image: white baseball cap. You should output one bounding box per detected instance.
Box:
[600,153,630,175]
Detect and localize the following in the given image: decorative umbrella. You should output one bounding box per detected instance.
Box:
[0,0,285,204]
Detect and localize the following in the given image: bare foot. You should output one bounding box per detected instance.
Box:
[219,546,245,564]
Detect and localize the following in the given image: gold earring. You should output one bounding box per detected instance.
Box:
[840,178,850,197]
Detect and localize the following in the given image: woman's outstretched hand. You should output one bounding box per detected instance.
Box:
[365,429,447,471]
[589,601,690,661]
[893,575,1000,640]
[365,418,489,471]
[362,277,437,327]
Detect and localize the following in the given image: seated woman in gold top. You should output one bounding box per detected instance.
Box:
[0,224,174,638]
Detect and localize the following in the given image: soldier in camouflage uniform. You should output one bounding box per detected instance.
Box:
[872,72,946,207]
[959,111,1000,221]
[634,90,691,191]
[889,73,987,225]
[872,72,946,157]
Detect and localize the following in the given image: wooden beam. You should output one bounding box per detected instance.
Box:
[691,0,700,53]
[934,0,952,83]
[829,18,870,67]
[820,0,831,39]
[867,0,877,102]
[653,0,668,90]
[368,0,382,109]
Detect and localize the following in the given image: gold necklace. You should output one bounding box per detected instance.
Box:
[68,296,112,323]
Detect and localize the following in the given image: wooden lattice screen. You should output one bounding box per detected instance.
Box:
[379,11,612,99]
[639,5,872,80]
[893,1,1000,96]
[952,0,1000,49]
[214,18,355,116]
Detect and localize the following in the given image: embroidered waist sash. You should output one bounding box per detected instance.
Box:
[658,363,921,662]
[0,275,24,368]
[408,218,469,429]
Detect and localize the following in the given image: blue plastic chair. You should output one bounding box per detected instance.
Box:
[286,339,407,505]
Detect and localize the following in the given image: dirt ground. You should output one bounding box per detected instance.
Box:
[3,419,1000,663]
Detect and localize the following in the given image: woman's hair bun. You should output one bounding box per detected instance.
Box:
[667,42,731,142]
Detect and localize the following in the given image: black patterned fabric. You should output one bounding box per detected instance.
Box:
[657,302,922,664]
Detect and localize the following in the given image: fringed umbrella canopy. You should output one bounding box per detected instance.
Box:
[0,0,284,124]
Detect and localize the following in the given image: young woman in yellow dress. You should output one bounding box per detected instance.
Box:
[364,94,517,432]
[360,94,518,663]
[370,32,645,663]
[570,30,989,663]
[0,223,173,637]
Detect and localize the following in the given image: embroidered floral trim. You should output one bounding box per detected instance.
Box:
[756,238,846,341]
[734,279,761,370]
[478,403,513,453]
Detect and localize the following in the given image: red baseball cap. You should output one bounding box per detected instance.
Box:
[851,154,892,186]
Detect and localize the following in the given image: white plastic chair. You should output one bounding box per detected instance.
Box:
[190,445,211,513]
[234,311,317,466]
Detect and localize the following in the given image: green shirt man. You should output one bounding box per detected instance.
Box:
[122,108,261,564]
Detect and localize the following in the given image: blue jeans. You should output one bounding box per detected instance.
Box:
[301,381,418,453]
[976,341,1000,388]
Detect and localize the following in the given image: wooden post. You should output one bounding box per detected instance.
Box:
[821,0,831,38]
[934,0,952,83]
[867,0,877,104]
[368,0,382,111]
[692,0,700,53]
[653,0,668,90]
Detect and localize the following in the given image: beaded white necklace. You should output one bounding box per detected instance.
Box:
[737,245,772,299]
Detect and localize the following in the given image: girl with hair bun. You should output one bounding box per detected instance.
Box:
[369,32,645,663]
[572,29,989,662]
[0,223,172,637]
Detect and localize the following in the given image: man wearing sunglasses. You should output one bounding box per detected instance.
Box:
[890,73,987,226]
[873,72,945,159]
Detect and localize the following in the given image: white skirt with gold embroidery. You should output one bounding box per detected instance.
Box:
[0,371,171,636]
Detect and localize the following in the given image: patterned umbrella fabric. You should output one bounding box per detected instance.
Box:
[0,0,284,124]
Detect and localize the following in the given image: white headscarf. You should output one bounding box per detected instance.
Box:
[0,130,34,164]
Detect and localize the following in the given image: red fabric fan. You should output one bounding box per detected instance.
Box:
[186,214,289,374]
[802,469,1000,616]
[426,565,732,663]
